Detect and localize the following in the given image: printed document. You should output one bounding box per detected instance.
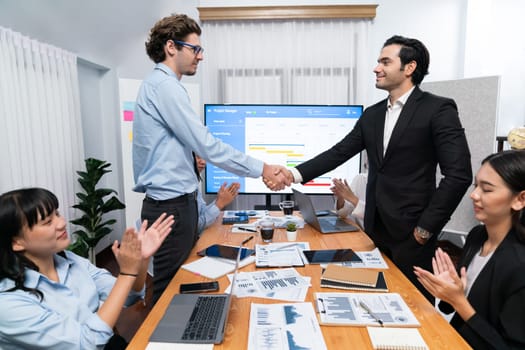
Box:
[248,303,327,350]
[181,255,255,279]
[315,292,420,327]
[255,242,310,267]
[322,248,388,269]
[226,268,310,301]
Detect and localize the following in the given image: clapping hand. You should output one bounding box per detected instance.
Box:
[137,213,174,259]
[331,178,358,204]
[216,182,240,209]
[413,248,467,305]
[112,228,142,275]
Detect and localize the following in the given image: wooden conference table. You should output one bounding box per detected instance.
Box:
[128,213,471,349]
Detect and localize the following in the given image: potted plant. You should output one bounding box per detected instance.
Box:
[68,158,125,263]
[286,222,297,231]
[286,222,297,241]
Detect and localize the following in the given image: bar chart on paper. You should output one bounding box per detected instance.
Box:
[248,303,327,350]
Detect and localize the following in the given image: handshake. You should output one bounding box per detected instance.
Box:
[262,164,295,191]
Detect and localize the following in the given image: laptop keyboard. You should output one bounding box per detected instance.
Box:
[181,295,228,341]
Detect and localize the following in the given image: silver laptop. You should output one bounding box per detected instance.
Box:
[293,188,359,234]
[149,237,249,344]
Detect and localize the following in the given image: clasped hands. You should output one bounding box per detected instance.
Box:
[262,164,294,191]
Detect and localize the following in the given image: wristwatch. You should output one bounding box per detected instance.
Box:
[415,226,433,240]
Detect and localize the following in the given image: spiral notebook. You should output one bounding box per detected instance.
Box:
[366,327,428,350]
[320,272,388,292]
[320,265,388,292]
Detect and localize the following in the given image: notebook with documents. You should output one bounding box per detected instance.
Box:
[293,188,359,233]
[322,265,379,286]
[366,327,429,350]
[150,239,247,344]
[321,269,388,292]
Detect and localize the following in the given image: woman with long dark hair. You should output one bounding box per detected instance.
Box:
[414,150,525,349]
[0,188,173,349]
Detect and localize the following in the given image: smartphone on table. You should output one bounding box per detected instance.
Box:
[179,281,220,294]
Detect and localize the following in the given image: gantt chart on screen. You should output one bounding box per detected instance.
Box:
[204,104,362,194]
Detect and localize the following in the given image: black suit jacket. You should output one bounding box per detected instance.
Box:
[440,226,525,349]
[296,87,472,239]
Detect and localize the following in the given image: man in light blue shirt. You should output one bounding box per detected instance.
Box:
[133,14,289,303]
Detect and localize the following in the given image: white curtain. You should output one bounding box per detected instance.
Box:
[0,26,84,222]
[200,19,370,210]
[201,19,371,105]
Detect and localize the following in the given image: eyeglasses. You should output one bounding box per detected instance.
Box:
[173,40,204,55]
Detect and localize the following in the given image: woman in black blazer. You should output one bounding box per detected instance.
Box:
[414,150,525,349]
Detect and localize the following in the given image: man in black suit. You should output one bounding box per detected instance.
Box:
[280,35,472,301]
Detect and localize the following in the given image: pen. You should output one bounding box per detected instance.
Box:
[242,235,254,245]
[275,243,298,250]
[238,227,257,233]
[317,298,326,313]
[359,300,384,327]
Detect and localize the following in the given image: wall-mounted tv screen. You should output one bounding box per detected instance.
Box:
[204,104,363,195]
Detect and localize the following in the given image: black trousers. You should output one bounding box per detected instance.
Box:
[141,192,198,304]
[370,213,436,303]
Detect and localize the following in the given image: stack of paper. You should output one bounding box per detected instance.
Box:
[320,265,388,292]
[255,242,310,267]
[325,248,389,269]
[181,255,255,279]
[248,303,327,350]
[315,292,420,327]
[227,267,311,302]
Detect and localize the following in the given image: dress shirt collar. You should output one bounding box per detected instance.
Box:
[23,252,74,289]
[387,86,415,109]
[154,62,179,79]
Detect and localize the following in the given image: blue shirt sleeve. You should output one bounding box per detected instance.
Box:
[155,76,264,176]
[133,64,264,199]
[0,251,145,349]
[197,187,220,234]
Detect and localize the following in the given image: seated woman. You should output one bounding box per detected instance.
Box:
[414,150,525,349]
[0,187,174,349]
[194,154,240,235]
[331,173,367,228]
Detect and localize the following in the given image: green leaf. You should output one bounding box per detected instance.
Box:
[95,189,116,199]
[100,197,125,213]
[68,240,89,258]
[71,230,90,240]
[68,157,125,255]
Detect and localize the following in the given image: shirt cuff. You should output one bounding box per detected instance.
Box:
[85,313,114,344]
[208,202,221,217]
[289,168,303,183]
[335,200,354,218]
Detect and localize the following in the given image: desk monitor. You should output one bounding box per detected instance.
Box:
[204,104,363,195]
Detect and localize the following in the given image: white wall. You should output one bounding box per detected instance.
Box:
[463,0,525,134]
[4,0,520,123]
[197,0,524,132]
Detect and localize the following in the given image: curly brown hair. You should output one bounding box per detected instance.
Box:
[145,14,201,63]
